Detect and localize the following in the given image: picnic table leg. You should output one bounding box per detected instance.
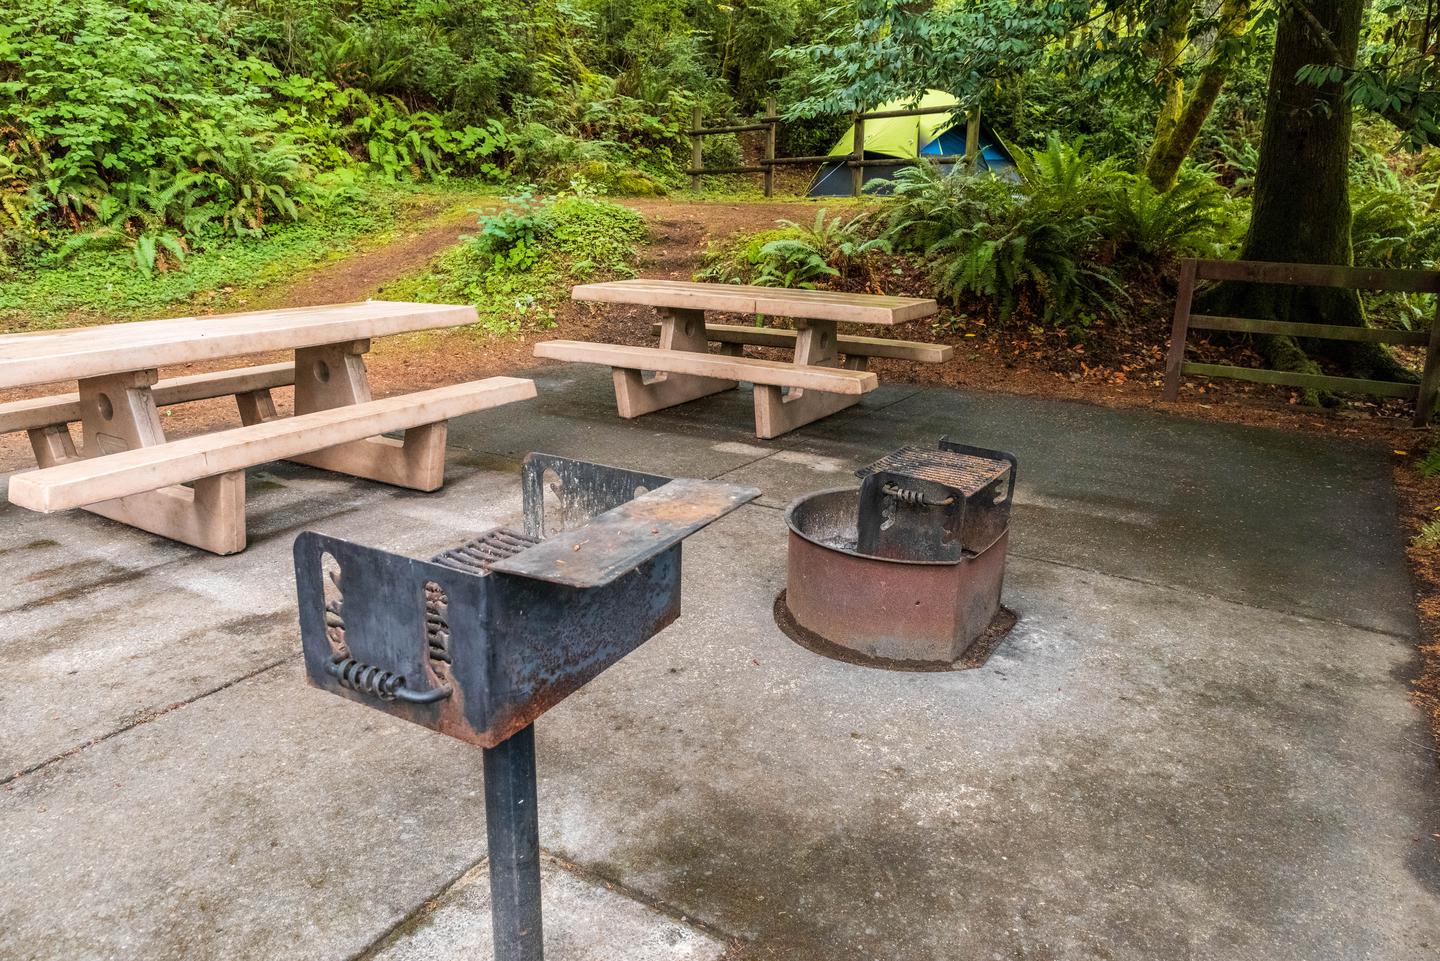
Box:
[611,307,737,418]
[753,320,862,439]
[31,369,247,554]
[280,339,450,491]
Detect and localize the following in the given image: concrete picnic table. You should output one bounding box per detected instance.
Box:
[537,279,946,438]
[0,301,536,553]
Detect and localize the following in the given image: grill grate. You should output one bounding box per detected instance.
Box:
[856,445,1009,495]
[431,528,541,574]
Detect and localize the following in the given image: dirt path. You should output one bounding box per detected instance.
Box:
[253,216,479,309]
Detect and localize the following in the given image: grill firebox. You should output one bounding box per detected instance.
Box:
[781,438,1017,667]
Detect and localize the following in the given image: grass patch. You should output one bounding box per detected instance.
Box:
[1416,519,1440,550]
[382,193,646,335]
[0,179,502,332]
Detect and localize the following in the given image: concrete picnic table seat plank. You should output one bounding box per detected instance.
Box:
[0,301,475,390]
[9,377,537,514]
[0,362,297,434]
[650,322,954,363]
[533,341,877,394]
[573,280,937,325]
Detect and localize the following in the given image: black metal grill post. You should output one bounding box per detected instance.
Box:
[483,723,543,961]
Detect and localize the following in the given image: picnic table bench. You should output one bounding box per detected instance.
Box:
[534,280,946,438]
[0,302,536,554]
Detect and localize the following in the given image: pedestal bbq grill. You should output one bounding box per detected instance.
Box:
[294,454,757,961]
[781,438,1017,667]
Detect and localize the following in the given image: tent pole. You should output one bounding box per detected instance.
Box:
[965,107,981,172]
[851,110,865,198]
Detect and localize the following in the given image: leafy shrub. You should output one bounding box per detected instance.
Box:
[697,226,809,284]
[1415,519,1440,551]
[1349,163,1440,330]
[1418,446,1440,479]
[922,176,1121,327]
[0,0,319,267]
[884,154,1119,326]
[1103,173,1238,260]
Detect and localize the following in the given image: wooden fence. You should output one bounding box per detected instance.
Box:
[1162,258,1440,426]
[688,101,982,198]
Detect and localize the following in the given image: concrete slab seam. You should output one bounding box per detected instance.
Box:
[349,855,492,961]
[0,652,297,787]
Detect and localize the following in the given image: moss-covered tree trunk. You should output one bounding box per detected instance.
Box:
[1145,0,1249,191]
[1206,0,1413,390]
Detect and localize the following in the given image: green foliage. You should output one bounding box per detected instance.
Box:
[1345,158,1440,329]
[385,191,646,332]
[1104,172,1239,259]
[0,182,411,327]
[917,172,1122,327]
[4,0,814,275]
[698,209,890,288]
[1418,446,1440,479]
[0,0,307,263]
[881,137,1237,326]
[780,0,1084,119]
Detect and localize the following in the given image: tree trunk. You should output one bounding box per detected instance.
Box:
[1204,0,1414,395]
[1145,0,1250,191]
[1147,0,1192,181]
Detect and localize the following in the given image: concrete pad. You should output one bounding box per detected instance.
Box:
[445,366,918,481]
[0,459,525,776]
[1,372,1434,961]
[0,664,491,961]
[529,505,1440,960]
[367,857,728,961]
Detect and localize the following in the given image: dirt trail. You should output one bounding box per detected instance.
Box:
[257,197,820,309]
[254,217,477,309]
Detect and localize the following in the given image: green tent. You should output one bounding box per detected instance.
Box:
[808,90,1017,196]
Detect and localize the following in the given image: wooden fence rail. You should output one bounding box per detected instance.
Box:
[687,101,981,197]
[1162,257,1440,426]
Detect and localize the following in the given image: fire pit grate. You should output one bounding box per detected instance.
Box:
[856,444,1010,497]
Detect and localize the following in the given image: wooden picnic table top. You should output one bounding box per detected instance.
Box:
[571,279,937,326]
[0,301,477,391]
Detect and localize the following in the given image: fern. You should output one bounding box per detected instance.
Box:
[753,238,840,288]
[1105,173,1235,258]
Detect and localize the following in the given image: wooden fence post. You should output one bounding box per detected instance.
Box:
[851,110,865,198]
[690,106,702,192]
[964,107,981,171]
[763,98,777,199]
[1416,295,1440,426]
[1162,258,1198,400]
